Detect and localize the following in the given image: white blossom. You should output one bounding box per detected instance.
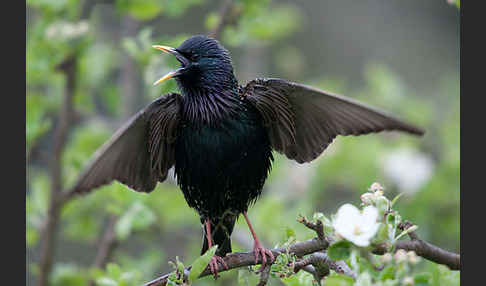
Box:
[332,204,380,247]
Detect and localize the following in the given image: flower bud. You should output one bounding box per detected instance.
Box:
[360,192,375,205]
[381,253,393,263]
[369,182,384,192]
[394,249,407,263]
[407,251,420,265]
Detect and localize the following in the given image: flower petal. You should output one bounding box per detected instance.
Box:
[333,204,361,236]
[361,206,379,226]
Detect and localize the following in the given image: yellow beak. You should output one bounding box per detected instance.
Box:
[152,45,176,54]
[153,70,178,86]
[152,45,176,85]
[152,45,186,86]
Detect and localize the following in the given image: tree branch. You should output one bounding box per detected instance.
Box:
[395,239,459,270]
[93,216,119,269]
[89,216,120,286]
[143,238,329,286]
[297,215,325,241]
[37,54,77,286]
[143,217,459,286]
[35,2,107,284]
[294,252,356,281]
[374,221,460,270]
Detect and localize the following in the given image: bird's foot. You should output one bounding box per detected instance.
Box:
[253,241,275,272]
[208,255,228,279]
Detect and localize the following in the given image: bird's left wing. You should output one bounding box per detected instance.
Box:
[71,93,181,195]
[243,78,424,163]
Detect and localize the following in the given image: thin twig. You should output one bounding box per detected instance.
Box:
[89,216,120,286]
[297,215,325,241]
[256,264,271,286]
[93,216,119,268]
[37,54,77,286]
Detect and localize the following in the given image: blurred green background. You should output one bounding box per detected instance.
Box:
[26,0,459,285]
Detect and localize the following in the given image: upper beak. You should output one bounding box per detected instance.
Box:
[152,45,190,85]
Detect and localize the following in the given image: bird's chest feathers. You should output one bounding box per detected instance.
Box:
[176,116,263,172]
[173,112,273,217]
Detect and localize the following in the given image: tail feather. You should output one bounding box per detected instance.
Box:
[201,215,236,257]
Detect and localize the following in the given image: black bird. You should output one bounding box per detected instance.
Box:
[72,35,424,276]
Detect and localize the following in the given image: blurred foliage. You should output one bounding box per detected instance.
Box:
[27,0,459,285]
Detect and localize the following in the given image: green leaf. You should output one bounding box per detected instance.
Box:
[394,225,418,242]
[324,273,354,286]
[379,265,396,281]
[373,223,389,244]
[435,265,460,286]
[285,226,296,241]
[188,245,217,282]
[414,273,431,286]
[281,271,315,286]
[391,193,403,207]
[375,196,390,216]
[328,240,352,261]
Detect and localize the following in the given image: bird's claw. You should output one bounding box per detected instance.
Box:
[208,255,228,279]
[253,243,275,272]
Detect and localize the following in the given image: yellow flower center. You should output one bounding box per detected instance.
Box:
[354,225,363,235]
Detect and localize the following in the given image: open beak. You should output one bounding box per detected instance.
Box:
[152,45,189,85]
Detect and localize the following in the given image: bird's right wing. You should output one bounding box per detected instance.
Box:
[71,93,181,195]
[244,78,424,163]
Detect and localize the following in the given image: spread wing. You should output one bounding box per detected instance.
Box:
[244,78,424,163]
[71,93,181,194]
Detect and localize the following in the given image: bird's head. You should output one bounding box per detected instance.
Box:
[153,35,237,94]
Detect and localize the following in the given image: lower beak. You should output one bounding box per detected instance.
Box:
[152,45,189,85]
[153,67,184,86]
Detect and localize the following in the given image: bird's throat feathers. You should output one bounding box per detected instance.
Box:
[178,72,242,125]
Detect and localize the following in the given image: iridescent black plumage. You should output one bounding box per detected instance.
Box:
[172,36,273,255]
[71,35,424,267]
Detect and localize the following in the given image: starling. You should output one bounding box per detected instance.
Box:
[72,35,424,276]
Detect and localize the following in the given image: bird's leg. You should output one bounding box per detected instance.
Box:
[204,219,228,279]
[243,212,275,271]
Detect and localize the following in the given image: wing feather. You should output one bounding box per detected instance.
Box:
[71,93,181,194]
[244,78,424,163]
